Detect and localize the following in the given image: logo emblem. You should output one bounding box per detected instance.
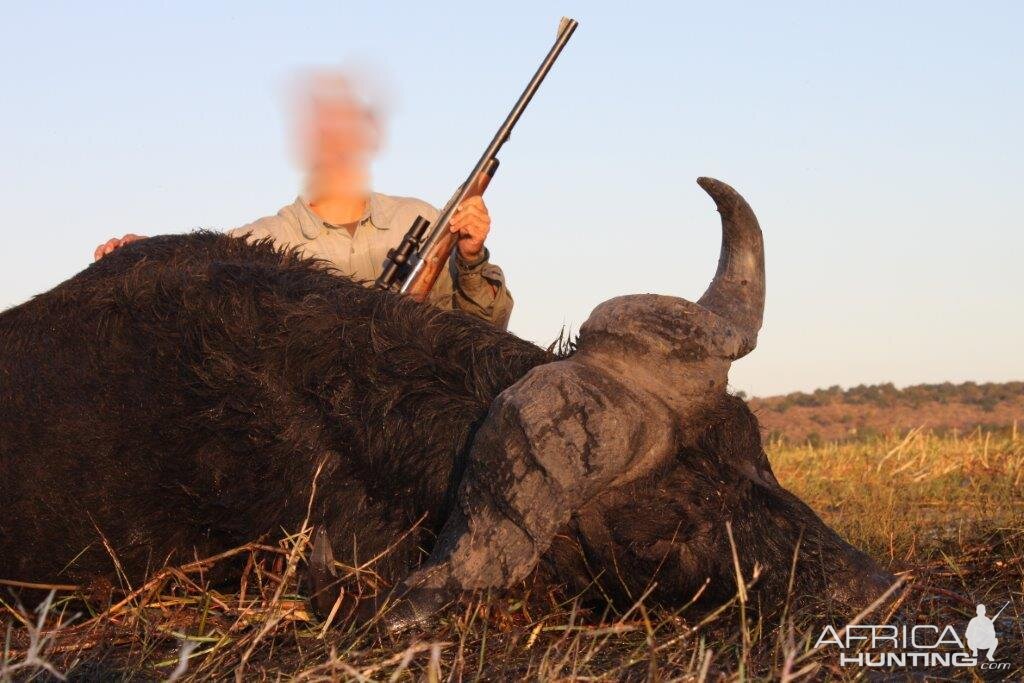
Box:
[966,602,1005,662]
[814,600,1011,670]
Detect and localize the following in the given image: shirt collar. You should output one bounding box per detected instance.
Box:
[293,194,389,240]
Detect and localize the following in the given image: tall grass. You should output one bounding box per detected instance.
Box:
[2,429,1021,681]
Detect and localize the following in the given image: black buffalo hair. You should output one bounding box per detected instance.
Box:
[0,232,550,589]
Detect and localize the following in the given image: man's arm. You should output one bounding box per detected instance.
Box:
[226,219,275,241]
[92,217,270,261]
[423,195,513,328]
[448,250,514,329]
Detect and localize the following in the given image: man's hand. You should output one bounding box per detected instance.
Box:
[94,234,146,261]
[449,196,490,262]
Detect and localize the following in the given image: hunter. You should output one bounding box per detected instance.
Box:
[95,72,513,328]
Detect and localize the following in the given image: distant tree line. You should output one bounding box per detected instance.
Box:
[752,381,1024,412]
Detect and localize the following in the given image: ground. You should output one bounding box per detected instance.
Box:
[2,429,1022,681]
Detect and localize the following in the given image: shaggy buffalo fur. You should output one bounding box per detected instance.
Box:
[0,233,548,593]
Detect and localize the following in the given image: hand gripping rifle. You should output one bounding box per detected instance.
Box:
[374,17,578,300]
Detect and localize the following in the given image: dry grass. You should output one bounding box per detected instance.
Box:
[2,429,1022,681]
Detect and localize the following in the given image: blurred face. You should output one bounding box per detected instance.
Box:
[294,72,381,193]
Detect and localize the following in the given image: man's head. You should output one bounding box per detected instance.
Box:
[978,604,987,616]
[291,70,383,199]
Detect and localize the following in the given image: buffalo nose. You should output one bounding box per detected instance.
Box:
[827,548,899,612]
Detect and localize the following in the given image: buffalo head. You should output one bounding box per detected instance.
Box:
[382,178,895,628]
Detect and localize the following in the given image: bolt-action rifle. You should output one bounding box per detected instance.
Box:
[374,17,578,300]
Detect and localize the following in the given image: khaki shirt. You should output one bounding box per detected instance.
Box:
[229,194,513,328]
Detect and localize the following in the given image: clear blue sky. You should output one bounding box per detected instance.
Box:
[1,1,1021,396]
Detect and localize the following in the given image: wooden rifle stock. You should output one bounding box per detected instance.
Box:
[402,159,499,303]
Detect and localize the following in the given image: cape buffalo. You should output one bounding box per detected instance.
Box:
[0,178,894,630]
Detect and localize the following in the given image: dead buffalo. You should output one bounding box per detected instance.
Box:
[0,178,893,630]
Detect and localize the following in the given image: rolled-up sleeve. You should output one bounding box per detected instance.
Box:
[451,249,514,329]
[425,249,514,329]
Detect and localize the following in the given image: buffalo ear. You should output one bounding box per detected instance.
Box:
[308,526,341,621]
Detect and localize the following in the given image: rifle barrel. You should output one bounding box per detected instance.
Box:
[399,17,578,293]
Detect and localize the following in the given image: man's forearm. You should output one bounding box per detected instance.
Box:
[451,249,513,329]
